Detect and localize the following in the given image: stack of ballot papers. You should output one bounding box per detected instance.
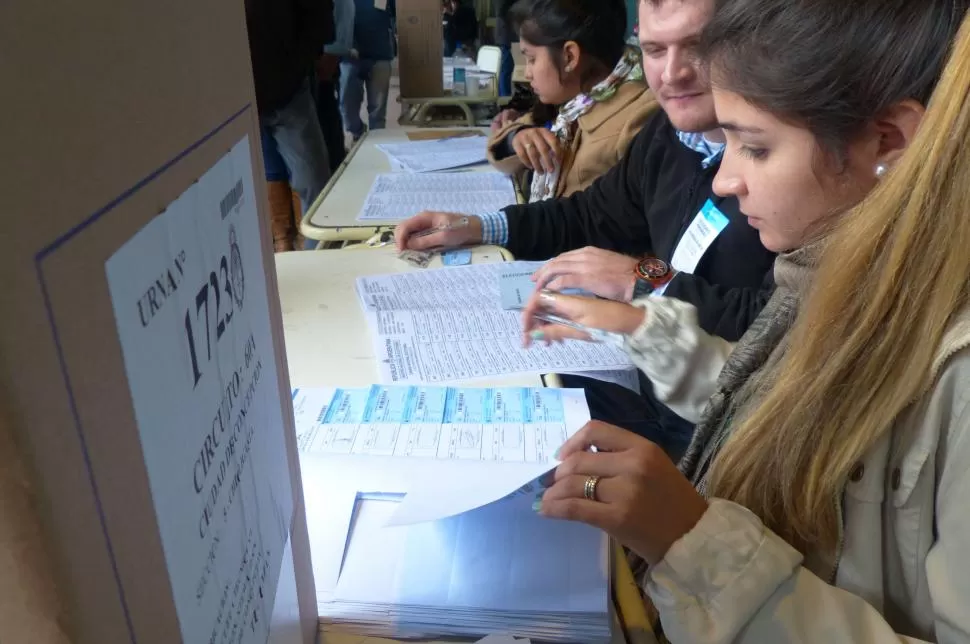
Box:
[357,172,517,221]
[356,261,639,390]
[377,135,489,173]
[294,385,613,643]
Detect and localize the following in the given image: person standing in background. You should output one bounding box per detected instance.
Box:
[443,0,479,57]
[341,0,396,142]
[316,0,356,171]
[494,0,517,97]
[245,0,333,251]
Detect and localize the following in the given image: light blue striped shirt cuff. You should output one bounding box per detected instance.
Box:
[475,211,510,247]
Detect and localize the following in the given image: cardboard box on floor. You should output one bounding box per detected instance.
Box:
[0,1,315,643]
[398,0,446,97]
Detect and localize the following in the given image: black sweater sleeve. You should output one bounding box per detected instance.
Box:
[295,0,334,65]
[663,269,775,342]
[501,113,668,260]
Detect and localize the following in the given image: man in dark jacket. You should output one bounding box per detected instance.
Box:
[395,0,776,458]
[494,0,517,96]
[245,0,333,249]
[316,0,356,172]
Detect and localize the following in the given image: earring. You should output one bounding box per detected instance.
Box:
[874,163,888,178]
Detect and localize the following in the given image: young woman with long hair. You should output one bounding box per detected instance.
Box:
[523,0,970,639]
[486,0,657,201]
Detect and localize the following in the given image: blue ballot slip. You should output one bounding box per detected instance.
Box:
[442,248,472,266]
[498,261,595,310]
[295,384,579,462]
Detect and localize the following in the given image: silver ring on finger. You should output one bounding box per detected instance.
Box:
[583,475,601,501]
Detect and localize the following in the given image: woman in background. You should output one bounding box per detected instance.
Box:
[526,0,970,640]
[487,0,656,201]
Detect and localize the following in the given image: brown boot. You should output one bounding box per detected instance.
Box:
[291,190,307,250]
[266,180,295,252]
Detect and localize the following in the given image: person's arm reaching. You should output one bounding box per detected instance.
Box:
[395,113,666,257]
[521,292,733,423]
[540,354,970,644]
[624,297,734,422]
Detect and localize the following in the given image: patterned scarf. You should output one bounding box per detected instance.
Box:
[529,47,644,203]
[626,241,825,603]
[679,241,823,490]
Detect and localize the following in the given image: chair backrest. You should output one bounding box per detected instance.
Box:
[476,45,502,75]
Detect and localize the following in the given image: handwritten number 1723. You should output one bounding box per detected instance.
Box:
[184,256,235,387]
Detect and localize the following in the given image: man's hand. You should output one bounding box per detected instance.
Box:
[531,247,639,301]
[316,53,340,81]
[394,211,483,251]
[491,108,523,132]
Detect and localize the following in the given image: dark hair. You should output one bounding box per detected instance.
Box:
[509,0,627,84]
[700,0,970,158]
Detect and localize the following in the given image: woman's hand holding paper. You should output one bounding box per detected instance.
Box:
[538,421,708,566]
[521,289,645,347]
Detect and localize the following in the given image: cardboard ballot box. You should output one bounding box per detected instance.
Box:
[0,1,315,642]
[398,0,446,98]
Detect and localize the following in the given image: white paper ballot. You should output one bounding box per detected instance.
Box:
[388,387,590,526]
[293,385,590,524]
[292,386,337,452]
[298,390,609,643]
[356,263,634,383]
[356,172,517,221]
[377,136,489,173]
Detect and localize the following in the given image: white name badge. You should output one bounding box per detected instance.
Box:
[374,0,387,10]
[670,199,730,275]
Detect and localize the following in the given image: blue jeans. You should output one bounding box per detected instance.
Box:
[259,128,289,182]
[499,44,514,97]
[558,374,695,462]
[339,58,392,139]
[260,79,331,214]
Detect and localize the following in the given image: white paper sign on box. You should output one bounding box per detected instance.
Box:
[106,136,293,644]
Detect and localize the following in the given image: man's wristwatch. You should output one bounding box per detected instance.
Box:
[632,257,674,299]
